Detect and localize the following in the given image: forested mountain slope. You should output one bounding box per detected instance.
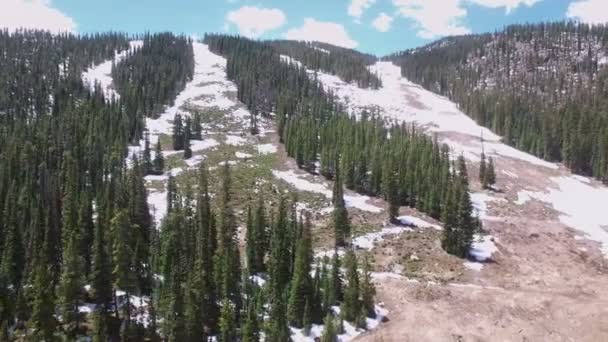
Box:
[387,22,608,181]
[268,40,382,88]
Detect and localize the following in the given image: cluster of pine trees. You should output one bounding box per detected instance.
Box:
[205,34,338,136]
[112,33,195,143]
[268,40,382,89]
[153,163,378,341]
[388,22,608,182]
[205,34,480,257]
[0,30,192,340]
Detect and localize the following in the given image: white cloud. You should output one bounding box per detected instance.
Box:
[283,18,359,49]
[348,0,376,19]
[391,0,541,39]
[226,6,286,38]
[0,0,76,33]
[468,0,541,13]
[392,0,470,39]
[567,0,608,24]
[372,13,394,32]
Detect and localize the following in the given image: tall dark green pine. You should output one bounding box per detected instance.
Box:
[214,163,241,310]
[287,213,313,327]
[382,157,400,224]
[184,118,192,159]
[360,253,376,318]
[241,298,260,342]
[251,196,268,273]
[143,131,153,174]
[268,197,291,300]
[321,314,337,342]
[341,249,360,323]
[195,163,219,331]
[153,140,165,175]
[486,157,496,189]
[332,160,350,247]
[27,228,57,341]
[218,299,237,342]
[479,152,487,188]
[111,210,136,326]
[265,290,292,342]
[58,229,85,339]
[192,112,203,140]
[91,216,113,342]
[245,205,256,274]
[173,114,185,150]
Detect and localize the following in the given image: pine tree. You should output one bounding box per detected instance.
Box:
[251,196,268,273]
[173,113,185,150]
[479,152,487,187]
[287,213,313,327]
[268,197,291,300]
[153,140,165,175]
[341,249,360,323]
[58,230,85,339]
[0,215,24,292]
[215,163,241,308]
[265,290,292,342]
[143,131,153,174]
[245,205,256,274]
[184,117,192,159]
[486,157,496,189]
[92,308,110,342]
[360,253,376,318]
[332,164,351,247]
[91,216,112,316]
[321,314,337,342]
[192,112,203,140]
[27,241,57,341]
[218,299,237,342]
[241,299,260,342]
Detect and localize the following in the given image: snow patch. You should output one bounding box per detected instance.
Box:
[257,143,278,155]
[225,135,247,146]
[514,176,608,256]
[398,215,442,230]
[467,234,498,270]
[191,138,220,152]
[235,152,253,159]
[82,41,143,100]
[272,170,383,213]
[471,192,505,219]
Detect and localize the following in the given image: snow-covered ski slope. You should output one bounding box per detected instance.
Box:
[82,41,143,100]
[285,56,608,257]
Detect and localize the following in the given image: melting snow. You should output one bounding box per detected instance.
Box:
[257,143,278,155]
[398,215,442,230]
[513,176,608,256]
[290,305,388,342]
[235,152,253,159]
[465,234,499,271]
[82,41,143,100]
[191,138,220,152]
[471,192,506,219]
[225,135,247,146]
[272,170,383,213]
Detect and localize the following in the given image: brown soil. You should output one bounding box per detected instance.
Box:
[354,102,608,341]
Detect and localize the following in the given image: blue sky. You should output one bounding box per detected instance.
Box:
[2,0,607,55]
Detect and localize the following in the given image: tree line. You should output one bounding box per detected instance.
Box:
[268,40,382,89]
